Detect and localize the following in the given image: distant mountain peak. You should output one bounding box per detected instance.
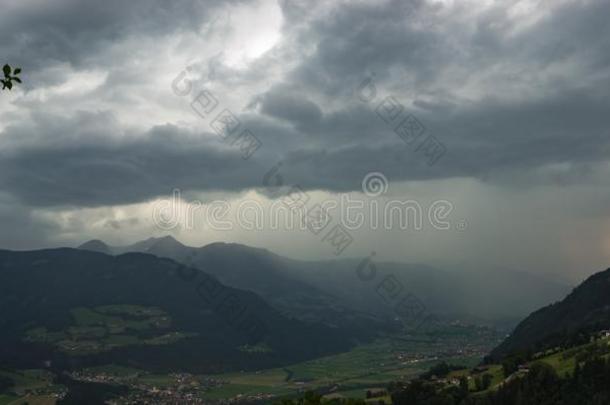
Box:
[126,235,186,254]
[147,235,181,245]
[200,241,273,256]
[78,239,111,254]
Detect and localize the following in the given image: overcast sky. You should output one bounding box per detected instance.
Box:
[1,0,609,282]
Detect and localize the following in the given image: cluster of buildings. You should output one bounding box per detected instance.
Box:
[110,388,209,404]
[70,370,227,404]
[18,386,68,401]
[69,369,142,385]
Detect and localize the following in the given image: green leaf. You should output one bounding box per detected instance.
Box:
[13,77,21,83]
[2,64,10,77]
[6,81,12,90]
[13,68,21,75]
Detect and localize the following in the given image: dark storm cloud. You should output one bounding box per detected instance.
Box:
[288,0,445,96]
[0,111,269,207]
[288,0,610,97]
[0,0,247,87]
[260,0,610,185]
[1,0,610,209]
[258,84,322,128]
[3,78,609,208]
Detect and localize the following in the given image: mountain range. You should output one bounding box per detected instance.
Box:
[2,235,605,401]
[79,236,572,324]
[0,248,350,374]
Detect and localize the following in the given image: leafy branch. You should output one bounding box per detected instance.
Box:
[1,64,22,91]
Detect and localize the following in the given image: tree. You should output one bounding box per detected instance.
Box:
[458,376,469,396]
[1,64,22,90]
[474,376,483,392]
[481,373,493,390]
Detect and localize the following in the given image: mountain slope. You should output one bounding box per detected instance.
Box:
[81,238,379,328]
[0,248,350,373]
[90,237,571,323]
[490,267,610,360]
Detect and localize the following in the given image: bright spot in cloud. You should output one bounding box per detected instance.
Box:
[222,0,283,68]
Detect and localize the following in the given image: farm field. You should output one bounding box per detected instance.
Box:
[1,324,499,403]
[23,305,195,356]
[0,369,63,405]
[200,337,484,401]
